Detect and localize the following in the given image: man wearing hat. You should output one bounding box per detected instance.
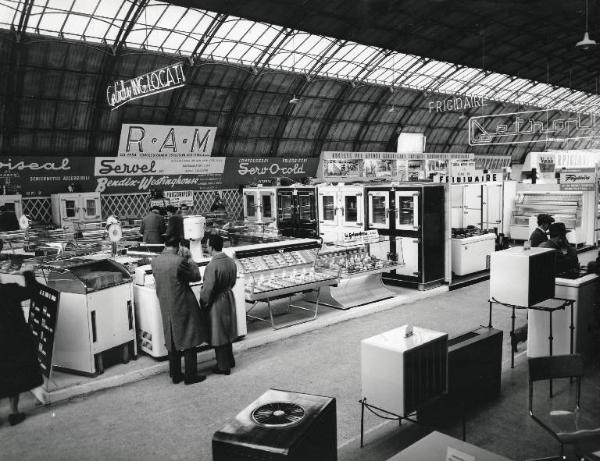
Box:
[140,205,166,244]
[539,222,579,274]
[529,214,554,247]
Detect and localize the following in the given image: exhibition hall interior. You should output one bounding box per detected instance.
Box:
[1,0,600,460]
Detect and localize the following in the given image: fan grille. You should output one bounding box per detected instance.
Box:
[251,402,305,428]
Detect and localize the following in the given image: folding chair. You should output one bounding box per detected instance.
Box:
[528,354,600,461]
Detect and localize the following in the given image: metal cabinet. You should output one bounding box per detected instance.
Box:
[51,192,101,229]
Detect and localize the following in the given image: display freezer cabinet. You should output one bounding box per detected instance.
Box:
[277,186,318,238]
[451,233,496,276]
[365,184,445,290]
[133,259,247,359]
[243,186,277,224]
[317,184,365,242]
[51,192,101,229]
[46,258,136,376]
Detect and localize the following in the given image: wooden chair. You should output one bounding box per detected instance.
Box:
[528,354,600,461]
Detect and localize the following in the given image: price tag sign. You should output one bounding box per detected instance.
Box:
[28,283,60,379]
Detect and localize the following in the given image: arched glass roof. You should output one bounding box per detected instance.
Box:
[2,0,600,114]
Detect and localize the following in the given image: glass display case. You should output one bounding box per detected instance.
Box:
[305,236,405,309]
[232,239,339,329]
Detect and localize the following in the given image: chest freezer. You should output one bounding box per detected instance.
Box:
[47,258,136,376]
[451,232,496,276]
[133,260,247,358]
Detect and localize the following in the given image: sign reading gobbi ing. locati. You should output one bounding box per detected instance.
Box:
[106,62,186,110]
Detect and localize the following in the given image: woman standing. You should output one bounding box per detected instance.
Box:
[0,271,43,426]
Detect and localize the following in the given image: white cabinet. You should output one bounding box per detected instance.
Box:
[51,192,101,229]
[318,184,365,242]
[450,183,503,231]
[0,194,23,218]
[243,186,277,223]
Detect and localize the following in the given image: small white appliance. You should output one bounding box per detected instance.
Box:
[361,325,448,417]
[183,215,205,261]
[451,233,496,276]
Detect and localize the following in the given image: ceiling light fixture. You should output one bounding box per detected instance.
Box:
[289,95,300,104]
[577,0,597,49]
[388,105,397,113]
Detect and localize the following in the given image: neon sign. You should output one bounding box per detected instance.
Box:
[106,62,186,110]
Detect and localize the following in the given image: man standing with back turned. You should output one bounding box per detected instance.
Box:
[152,236,207,385]
[200,234,238,375]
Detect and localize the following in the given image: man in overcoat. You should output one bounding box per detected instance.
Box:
[529,213,554,247]
[151,236,207,384]
[200,234,238,375]
[140,205,166,244]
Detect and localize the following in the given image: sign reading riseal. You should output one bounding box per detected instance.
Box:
[106,62,186,110]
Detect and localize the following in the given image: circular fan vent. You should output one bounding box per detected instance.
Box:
[251,402,305,428]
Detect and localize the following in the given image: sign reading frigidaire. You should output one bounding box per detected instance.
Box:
[106,62,186,110]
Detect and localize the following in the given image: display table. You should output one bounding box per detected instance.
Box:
[386,431,514,461]
[451,233,496,276]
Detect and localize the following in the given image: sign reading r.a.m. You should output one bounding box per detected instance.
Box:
[118,124,216,157]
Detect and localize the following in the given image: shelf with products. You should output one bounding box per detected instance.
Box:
[305,235,404,310]
[316,237,404,279]
[231,239,339,329]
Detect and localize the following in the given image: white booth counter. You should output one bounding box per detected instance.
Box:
[528,271,598,358]
[451,233,496,276]
[133,254,247,358]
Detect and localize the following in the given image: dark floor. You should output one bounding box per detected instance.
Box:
[0,278,599,461]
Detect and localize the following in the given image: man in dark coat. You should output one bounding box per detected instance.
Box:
[165,205,185,242]
[529,213,554,247]
[539,222,579,275]
[200,234,238,375]
[0,271,43,426]
[0,205,19,232]
[140,205,166,244]
[151,236,207,385]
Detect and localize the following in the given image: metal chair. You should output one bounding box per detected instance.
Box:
[528,354,600,461]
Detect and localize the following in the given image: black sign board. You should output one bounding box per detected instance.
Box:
[28,283,60,379]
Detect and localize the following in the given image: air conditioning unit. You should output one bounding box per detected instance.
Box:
[361,325,448,417]
[212,389,337,461]
[418,327,503,426]
[490,246,555,306]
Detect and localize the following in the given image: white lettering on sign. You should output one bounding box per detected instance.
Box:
[0,158,70,171]
[95,157,225,176]
[238,162,307,176]
[436,173,499,183]
[469,109,600,146]
[106,62,186,110]
[428,95,487,113]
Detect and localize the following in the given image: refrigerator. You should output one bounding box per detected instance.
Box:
[365,183,445,290]
[0,194,23,219]
[51,192,102,229]
[276,186,318,238]
[450,183,503,231]
[317,183,365,242]
[242,186,277,224]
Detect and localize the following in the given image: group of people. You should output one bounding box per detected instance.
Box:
[140,203,190,245]
[529,213,579,274]
[152,233,238,384]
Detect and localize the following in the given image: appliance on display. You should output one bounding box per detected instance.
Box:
[276,186,318,238]
[46,258,136,376]
[106,216,123,257]
[234,239,339,329]
[365,183,445,290]
[361,325,448,417]
[183,215,205,261]
[0,194,23,219]
[450,183,503,231]
[419,327,503,426]
[212,388,337,461]
[509,190,593,245]
[243,186,277,224]
[317,183,365,242]
[490,246,555,306]
[451,231,496,276]
[528,271,598,358]
[50,192,101,230]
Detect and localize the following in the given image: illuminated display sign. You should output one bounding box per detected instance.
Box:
[107,62,186,110]
[469,109,600,146]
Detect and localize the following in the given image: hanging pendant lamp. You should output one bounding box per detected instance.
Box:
[576,0,596,49]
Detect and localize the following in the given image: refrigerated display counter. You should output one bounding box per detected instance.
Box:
[44,258,136,376]
[451,231,496,276]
